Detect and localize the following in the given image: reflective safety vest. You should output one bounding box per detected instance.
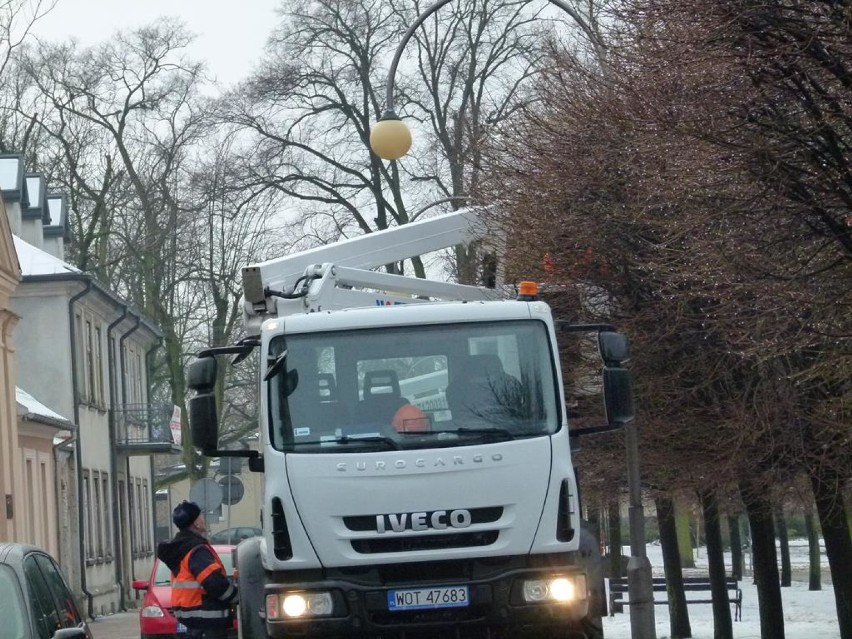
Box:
[171,545,235,629]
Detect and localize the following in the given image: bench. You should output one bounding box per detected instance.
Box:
[609,576,742,621]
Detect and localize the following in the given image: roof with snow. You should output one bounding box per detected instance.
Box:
[16,387,74,429]
[13,234,80,277]
[12,234,164,339]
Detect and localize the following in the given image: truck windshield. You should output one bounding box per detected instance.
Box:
[268,320,560,451]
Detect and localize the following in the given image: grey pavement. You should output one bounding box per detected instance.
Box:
[87,611,140,639]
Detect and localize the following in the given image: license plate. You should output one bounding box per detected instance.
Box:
[387,585,469,611]
[176,622,187,633]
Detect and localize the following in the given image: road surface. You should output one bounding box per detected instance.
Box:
[88,611,139,639]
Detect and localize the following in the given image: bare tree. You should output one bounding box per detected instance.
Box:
[20,20,215,473]
[0,0,55,77]
[219,0,603,282]
[184,131,287,444]
[479,1,851,636]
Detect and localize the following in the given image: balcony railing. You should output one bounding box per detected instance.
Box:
[113,404,182,455]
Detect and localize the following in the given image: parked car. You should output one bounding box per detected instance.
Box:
[207,527,262,544]
[0,542,93,639]
[133,544,236,638]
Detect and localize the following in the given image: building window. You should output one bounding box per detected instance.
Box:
[101,473,112,560]
[74,312,85,402]
[85,320,95,403]
[40,459,50,552]
[136,480,144,555]
[128,479,137,556]
[94,325,105,406]
[142,479,151,552]
[135,352,143,403]
[25,458,35,542]
[92,471,103,559]
[123,345,145,405]
[76,313,106,408]
[129,477,147,557]
[82,470,94,563]
[109,335,117,404]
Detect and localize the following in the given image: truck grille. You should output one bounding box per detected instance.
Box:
[343,506,502,531]
[351,530,498,554]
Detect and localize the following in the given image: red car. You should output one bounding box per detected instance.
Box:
[133,544,236,638]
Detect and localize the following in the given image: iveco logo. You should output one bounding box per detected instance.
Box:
[376,509,472,534]
[336,453,503,472]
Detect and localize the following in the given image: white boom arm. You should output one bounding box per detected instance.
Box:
[241,208,499,333]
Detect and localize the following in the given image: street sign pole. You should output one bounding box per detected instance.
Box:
[626,420,656,638]
[227,475,232,543]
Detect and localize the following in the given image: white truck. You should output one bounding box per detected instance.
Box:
[186,208,634,639]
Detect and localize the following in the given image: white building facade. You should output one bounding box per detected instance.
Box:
[2,152,180,616]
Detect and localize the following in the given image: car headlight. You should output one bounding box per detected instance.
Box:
[141,605,165,618]
[265,591,334,619]
[521,575,587,604]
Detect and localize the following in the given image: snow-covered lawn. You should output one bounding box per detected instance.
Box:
[602,541,839,638]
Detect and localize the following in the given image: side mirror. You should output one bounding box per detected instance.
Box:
[131,579,149,590]
[52,629,87,639]
[188,356,217,391]
[603,367,635,425]
[187,356,220,453]
[599,331,630,365]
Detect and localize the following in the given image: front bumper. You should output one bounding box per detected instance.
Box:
[262,562,590,638]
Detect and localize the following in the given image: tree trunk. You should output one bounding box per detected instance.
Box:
[656,496,692,638]
[699,490,733,639]
[740,478,785,639]
[587,504,602,549]
[804,510,821,591]
[810,466,852,639]
[608,500,624,579]
[728,515,744,581]
[676,500,696,568]
[775,506,792,587]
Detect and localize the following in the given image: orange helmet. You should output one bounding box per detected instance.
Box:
[392,404,430,433]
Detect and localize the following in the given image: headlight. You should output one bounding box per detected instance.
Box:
[521,575,587,604]
[141,605,165,618]
[265,591,334,619]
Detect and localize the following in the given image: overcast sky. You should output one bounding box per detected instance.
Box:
[29,0,279,87]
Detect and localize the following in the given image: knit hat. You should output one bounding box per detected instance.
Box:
[172,500,202,529]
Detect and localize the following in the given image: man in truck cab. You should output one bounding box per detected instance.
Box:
[157,500,238,639]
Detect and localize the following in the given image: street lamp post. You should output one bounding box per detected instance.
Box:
[371,4,656,638]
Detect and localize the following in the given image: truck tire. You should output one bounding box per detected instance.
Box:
[580,616,605,639]
[236,537,268,639]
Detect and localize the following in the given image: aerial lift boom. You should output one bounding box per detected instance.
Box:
[240,208,500,334]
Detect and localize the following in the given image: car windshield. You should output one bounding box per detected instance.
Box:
[0,565,28,639]
[268,320,560,452]
[210,528,260,543]
[153,551,233,586]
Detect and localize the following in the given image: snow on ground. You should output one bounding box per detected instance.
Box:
[601,541,840,638]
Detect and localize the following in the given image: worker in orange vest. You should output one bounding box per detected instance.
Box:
[157,501,238,638]
[392,404,430,433]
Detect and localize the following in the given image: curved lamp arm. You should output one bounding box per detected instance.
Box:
[370,0,606,160]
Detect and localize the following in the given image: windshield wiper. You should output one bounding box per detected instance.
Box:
[433,427,516,442]
[334,434,400,449]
